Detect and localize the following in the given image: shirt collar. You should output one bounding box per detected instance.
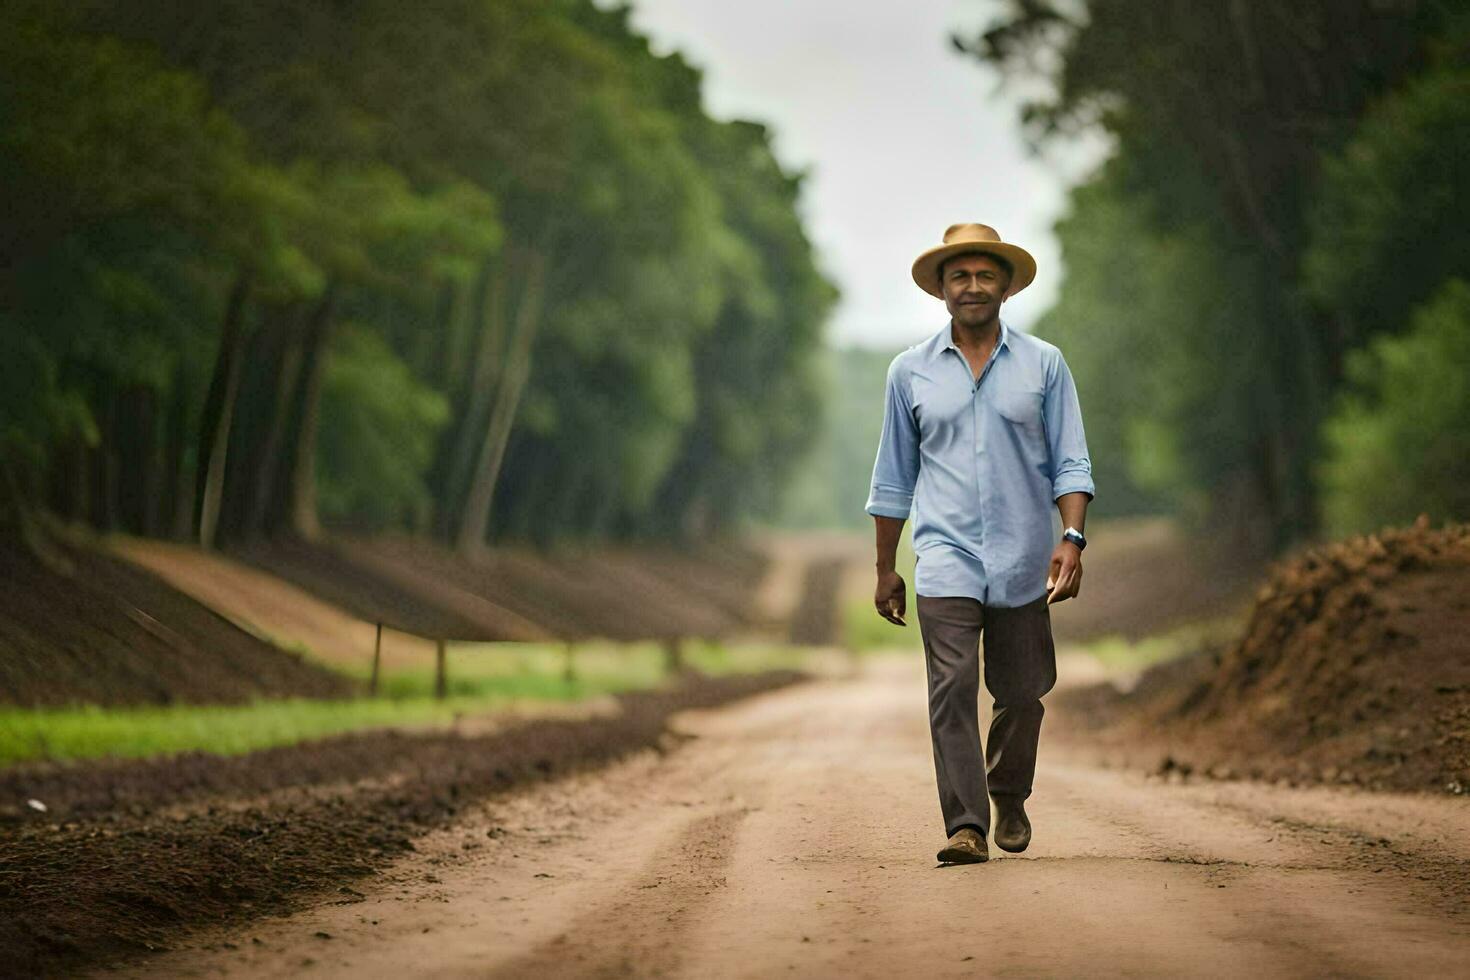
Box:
[937,317,1011,355]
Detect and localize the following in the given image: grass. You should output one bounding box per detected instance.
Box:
[1064,615,1244,673]
[842,528,918,652]
[0,697,498,767]
[0,639,814,768]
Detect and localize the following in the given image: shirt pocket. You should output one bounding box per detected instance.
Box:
[994,385,1044,435]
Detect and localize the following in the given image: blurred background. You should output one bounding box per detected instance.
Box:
[4,0,1467,559]
[2,2,1469,971]
[2,0,1467,708]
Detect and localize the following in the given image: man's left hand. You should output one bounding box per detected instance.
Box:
[1046,541,1083,605]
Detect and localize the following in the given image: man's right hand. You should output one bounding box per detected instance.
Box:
[874,569,907,626]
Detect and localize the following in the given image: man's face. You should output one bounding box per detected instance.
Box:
[941,253,1011,328]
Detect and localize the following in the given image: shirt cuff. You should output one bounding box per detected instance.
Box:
[865,486,913,519]
[1052,472,1095,501]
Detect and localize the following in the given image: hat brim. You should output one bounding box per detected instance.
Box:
[912,241,1037,299]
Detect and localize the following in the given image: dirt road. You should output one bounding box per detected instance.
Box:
[130,657,1470,979]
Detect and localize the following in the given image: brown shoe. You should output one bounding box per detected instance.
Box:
[993,796,1031,853]
[936,827,989,864]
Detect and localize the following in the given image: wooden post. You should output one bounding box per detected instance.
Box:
[370,621,383,696]
[563,642,576,685]
[663,636,684,675]
[435,638,447,700]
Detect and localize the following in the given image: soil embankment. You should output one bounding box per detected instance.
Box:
[231,536,773,644]
[0,540,350,708]
[1057,520,1470,792]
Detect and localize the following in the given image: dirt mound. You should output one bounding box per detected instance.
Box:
[0,670,804,976]
[0,540,352,708]
[1058,519,1470,793]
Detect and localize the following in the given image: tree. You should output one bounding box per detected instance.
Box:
[959,0,1454,549]
[1319,280,1470,534]
[0,0,834,552]
[1304,63,1470,348]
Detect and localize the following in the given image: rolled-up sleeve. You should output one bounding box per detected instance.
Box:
[865,358,920,518]
[1044,352,1096,500]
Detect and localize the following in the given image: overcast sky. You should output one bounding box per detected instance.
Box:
[620,0,1104,350]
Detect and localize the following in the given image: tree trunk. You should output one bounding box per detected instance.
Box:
[142,387,166,537]
[96,378,122,533]
[1218,130,1286,258]
[455,247,548,554]
[443,269,481,399]
[62,438,89,525]
[193,271,252,548]
[166,361,196,541]
[439,252,508,539]
[433,280,458,392]
[117,385,161,536]
[244,314,306,539]
[284,283,338,541]
[1226,0,1266,103]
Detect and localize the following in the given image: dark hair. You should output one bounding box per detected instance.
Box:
[938,250,1013,286]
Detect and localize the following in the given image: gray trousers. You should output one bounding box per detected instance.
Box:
[916,594,1058,838]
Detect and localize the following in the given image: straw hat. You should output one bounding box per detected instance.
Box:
[911,223,1037,299]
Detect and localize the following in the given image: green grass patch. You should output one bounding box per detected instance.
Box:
[363,640,669,701]
[1067,616,1244,672]
[683,639,814,676]
[0,639,814,767]
[843,529,918,652]
[0,697,502,767]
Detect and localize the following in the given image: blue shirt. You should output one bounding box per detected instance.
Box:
[865,319,1095,607]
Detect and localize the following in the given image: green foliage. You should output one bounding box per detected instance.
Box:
[964,0,1462,549]
[0,334,95,483]
[1320,280,1470,534]
[0,0,833,546]
[1037,165,1281,524]
[0,15,249,236]
[778,346,896,530]
[1305,64,1470,344]
[318,327,450,530]
[491,46,835,541]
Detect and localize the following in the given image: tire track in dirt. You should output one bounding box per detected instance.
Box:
[487,807,751,979]
[1020,765,1408,979]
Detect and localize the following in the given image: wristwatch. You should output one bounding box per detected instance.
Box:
[1062,526,1087,551]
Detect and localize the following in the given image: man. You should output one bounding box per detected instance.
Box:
[866,223,1094,865]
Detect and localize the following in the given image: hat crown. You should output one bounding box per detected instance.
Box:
[911,221,1036,300]
[942,222,1002,246]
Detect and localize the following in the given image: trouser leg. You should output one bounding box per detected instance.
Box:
[981,593,1058,801]
[916,595,988,837]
